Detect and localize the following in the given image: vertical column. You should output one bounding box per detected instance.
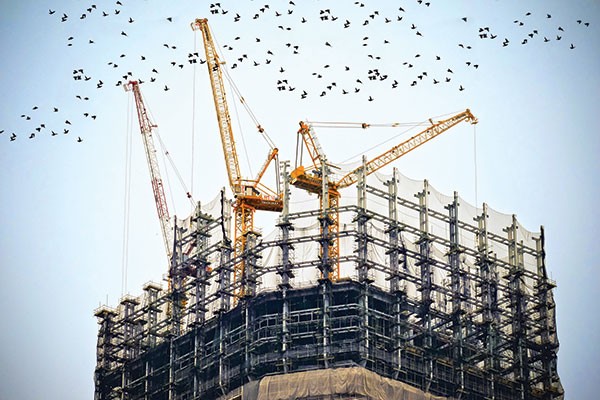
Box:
[168,218,182,400]
[191,202,211,398]
[415,180,434,390]
[94,307,118,400]
[242,232,259,381]
[386,169,408,378]
[505,215,529,400]
[217,188,233,314]
[192,202,211,327]
[277,161,294,373]
[142,283,161,400]
[317,158,333,368]
[120,296,139,400]
[143,283,161,348]
[475,203,499,399]
[121,297,140,360]
[446,192,465,395]
[355,157,372,364]
[216,189,232,395]
[169,217,183,338]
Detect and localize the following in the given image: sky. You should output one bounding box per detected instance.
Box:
[0,1,598,399]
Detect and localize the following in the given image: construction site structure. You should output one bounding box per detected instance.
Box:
[94,162,563,399]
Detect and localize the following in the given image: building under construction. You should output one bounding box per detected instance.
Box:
[96,18,562,400]
[94,164,563,400]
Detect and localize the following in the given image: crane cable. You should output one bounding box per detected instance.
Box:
[141,90,195,207]
[158,128,178,218]
[338,110,467,165]
[230,79,254,177]
[212,32,277,150]
[474,124,478,209]
[190,31,198,212]
[121,92,134,296]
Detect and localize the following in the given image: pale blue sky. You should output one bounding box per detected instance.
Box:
[0,1,598,399]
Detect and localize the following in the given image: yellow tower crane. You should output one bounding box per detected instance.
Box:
[191,18,283,296]
[291,109,478,281]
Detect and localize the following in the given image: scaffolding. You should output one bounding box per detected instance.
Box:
[94,165,563,400]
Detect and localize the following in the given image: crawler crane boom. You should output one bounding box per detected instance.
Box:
[291,109,478,281]
[191,18,283,297]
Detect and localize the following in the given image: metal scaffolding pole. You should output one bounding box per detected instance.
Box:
[416,180,434,391]
[446,192,465,396]
[506,215,529,400]
[277,161,294,374]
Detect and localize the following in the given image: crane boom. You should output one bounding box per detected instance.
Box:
[192,18,283,298]
[291,109,478,282]
[191,18,242,194]
[336,109,478,189]
[124,80,173,260]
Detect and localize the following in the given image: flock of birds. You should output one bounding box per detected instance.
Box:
[1,0,592,143]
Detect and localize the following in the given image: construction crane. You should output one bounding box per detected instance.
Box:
[191,18,283,296]
[291,109,478,281]
[124,80,173,262]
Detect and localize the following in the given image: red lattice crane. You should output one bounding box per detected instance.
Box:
[124,80,174,262]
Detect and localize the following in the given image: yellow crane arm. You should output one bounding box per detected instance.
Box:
[191,18,242,194]
[254,148,279,188]
[335,109,478,189]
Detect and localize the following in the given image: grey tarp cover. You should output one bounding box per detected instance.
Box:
[252,366,451,400]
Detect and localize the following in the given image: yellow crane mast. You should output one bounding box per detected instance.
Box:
[191,18,283,296]
[291,109,478,281]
